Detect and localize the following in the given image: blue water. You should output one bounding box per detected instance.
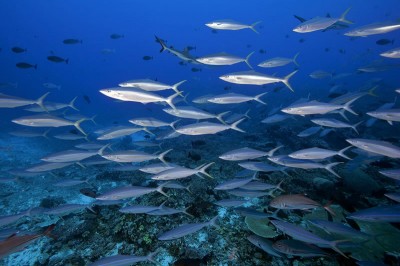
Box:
[1,0,400,265]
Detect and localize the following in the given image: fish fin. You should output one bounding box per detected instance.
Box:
[293,15,307,23]
[158,149,172,164]
[339,7,353,24]
[74,118,87,136]
[352,121,363,134]
[199,162,214,179]
[43,224,57,239]
[169,120,180,129]
[342,96,361,116]
[282,70,298,92]
[338,146,352,160]
[185,184,192,194]
[98,143,111,156]
[230,118,246,133]
[330,239,350,258]
[387,120,393,126]
[338,109,349,121]
[165,92,180,110]
[43,129,51,139]
[325,162,343,178]
[155,35,167,53]
[274,179,285,193]
[254,92,268,105]
[368,85,379,97]
[250,21,262,34]
[323,201,336,216]
[172,80,186,96]
[267,145,283,157]
[89,115,97,125]
[244,109,251,119]
[146,249,161,265]
[143,127,155,136]
[293,52,300,66]
[208,215,219,228]
[36,92,50,112]
[183,207,194,218]
[69,96,79,111]
[245,51,254,69]
[216,111,230,124]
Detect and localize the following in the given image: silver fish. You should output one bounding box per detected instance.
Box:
[247,235,283,257]
[129,117,178,128]
[53,178,90,187]
[258,53,299,68]
[151,162,214,180]
[205,19,261,33]
[214,175,255,190]
[25,162,72,172]
[155,36,198,63]
[261,114,291,124]
[289,146,352,160]
[238,161,284,173]
[163,106,229,124]
[297,126,321,137]
[174,119,245,135]
[272,239,328,257]
[139,163,177,174]
[219,146,282,161]
[220,70,297,92]
[367,109,400,125]
[379,169,400,181]
[269,194,334,215]
[346,138,400,158]
[196,52,254,68]
[347,205,400,222]
[25,97,78,112]
[344,21,400,37]
[97,126,152,140]
[118,79,185,94]
[207,92,267,105]
[0,92,48,110]
[43,204,89,216]
[100,149,171,163]
[281,98,358,116]
[311,118,362,134]
[158,216,218,240]
[380,47,400,58]
[96,183,168,201]
[89,251,158,266]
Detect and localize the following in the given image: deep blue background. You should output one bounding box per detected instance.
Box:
[1,0,400,131]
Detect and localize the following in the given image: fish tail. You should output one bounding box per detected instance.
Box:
[323,201,336,216]
[65,58,69,64]
[275,179,285,192]
[199,162,214,178]
[98,143,111,156]
[89,115,97,125]
[146,249,161,265]
[339,7,353,24]
[244,109,251,119]
[169,120,180,130]
[172,80,186,96]
[330,240,350,258]
[230,118,246,133]
[74,118,87,136]
[43,224,57,239]
[245,51,254,69]
[143,127,155,136]
[36,92,50,112]
[293,52,300,66]
[216,111,230,124]
[338,109,350,121]
[183,206,194,218]
[165,92,180,110]
[338,146,352,160]
[342,96,361,116]
[325,162,343,178]
[185,184,192,194]
[157,182,170,197]
[368,85,379,97]
[267,145,283,157]
[155,35,167,53]
[208,215,219,228]
[69,96,79,111]
[282,70,297,92]
[158,149,172,164]
[42,129,51,139]
[250,21,262,34]
[352,121,363,135]
[254,92,267,105]
[34,64,38,70]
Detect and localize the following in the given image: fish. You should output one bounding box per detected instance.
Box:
[214,175,256,190]
[367,109,400,125]
[47,55,68,64]
[346,138,400,158]
[155,36,198,63]
[309,70,332,79]
[293,14,349,32]
[238,161,284,173]
[379,169,400,181]
[247,235,283,257]
[118,79,185,95]
[297,126,321,137]
[43,204,90,216]
[75,142,104,150]
[0,225,55,259]
[12,114,87,135]
[344,21,400,37]
[142,55,153,60]
[110,34,124,39]
[289,146,352,160]
[219,146,282,161]
[258,53,300,68]
[139,163,177,174]
[293,8,352,33]
[158,216,218,240]
[151,162,214,180]
[11,47,27,53]
[16,62,37,69]
[174,119,245,135]
[376,39,394,45]
[311,118,362,134]
[196,52,254,68]
[41,147,105,163]
[63,39,82,44]
[205,19,261,33]
[191,67,202,72]
[83,95,91,104]
[100,149,171,163]
[25,162,72,173]
[96,126,151,140]
[129,117,178,128]
[0,210,30,227]
[240,180,284,192]
[347,205,400,222]
[227,189,271,198]
[385,193,400,203]
[207,92,267,105]
[219,70,297,92]
[43,83,61,90]
[224,109,251,124]
[25,97,79,112]
[119,204,160,214]
[89,250,158,266]
[192,94,215,104]
[147,203,193,217]
[269,194,334,215]
[380,47,400,58]
[281,97,359,116]
[99,87,180,109]
[53,132,87,141]
[270,220,348,257]
[163,106,229,124]
[96,183,169,201]
[0,92,49,110]
[53,178,90,187]
[307,219,370,239]
[261,114,291,124]
[272,240,329,257]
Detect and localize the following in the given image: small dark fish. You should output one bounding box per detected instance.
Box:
[211,29,218,34]
[142,55,153,60]
[83,95,91,104]
[11,47,27,53]
[376,39,394,45]
[186,46,196,51]
[285,34,289,38]
[325,48,330,52]
[178,61,187,66]
[259,49,266,54]
[223,86,231,91]
[299,38,305,43]
[338,49,346,54]
[110,34,124,39]
[47,56,68,64]
[191,67,202,72]
[63,39,82,44]
[16,62,37,69]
